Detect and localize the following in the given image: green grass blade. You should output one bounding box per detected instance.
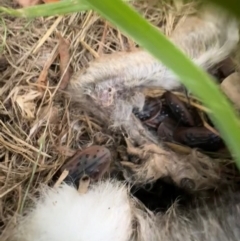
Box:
[84,0,240,165]
[0,0,135,18]
[0,0,90,18]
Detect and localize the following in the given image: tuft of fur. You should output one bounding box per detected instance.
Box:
[8,179,240,241]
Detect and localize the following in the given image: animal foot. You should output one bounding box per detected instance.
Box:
[120,140,231,192]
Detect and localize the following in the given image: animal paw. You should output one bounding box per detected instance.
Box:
[120,139,231,192]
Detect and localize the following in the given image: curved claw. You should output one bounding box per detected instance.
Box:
[61,145,112,185]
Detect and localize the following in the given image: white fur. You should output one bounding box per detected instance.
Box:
[9,179,240,241]
[12,181,134,241]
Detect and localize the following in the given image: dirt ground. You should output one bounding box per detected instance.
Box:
[0,0,240,238]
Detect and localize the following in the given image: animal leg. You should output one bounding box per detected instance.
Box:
[120,140,234,191]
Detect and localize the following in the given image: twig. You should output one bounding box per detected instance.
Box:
[53,169,69,188]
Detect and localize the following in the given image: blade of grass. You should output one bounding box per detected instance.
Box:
[0,17,7,53]
[19,126,48,214]
[0,0,135,18]
[84,0,240,166]
[0,0,90,18]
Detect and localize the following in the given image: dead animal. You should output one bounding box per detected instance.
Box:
[7,3,240,241]
[65,4,240,191]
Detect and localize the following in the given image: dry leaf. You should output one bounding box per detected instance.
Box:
[28,105,59,138]
[36,48,58,92]
[57,33,72,90]
[7,86,42,119]
[15,90,40,119]
[16,0,42,7]
[55,146,76,157]
[36,68,49,92]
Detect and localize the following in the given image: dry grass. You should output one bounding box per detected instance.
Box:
[0,0,239,238]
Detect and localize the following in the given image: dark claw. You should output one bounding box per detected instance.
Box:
[61,145,111,185]
[144,104,174,129]
[133,97,162,121]
[180,178,195,190]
